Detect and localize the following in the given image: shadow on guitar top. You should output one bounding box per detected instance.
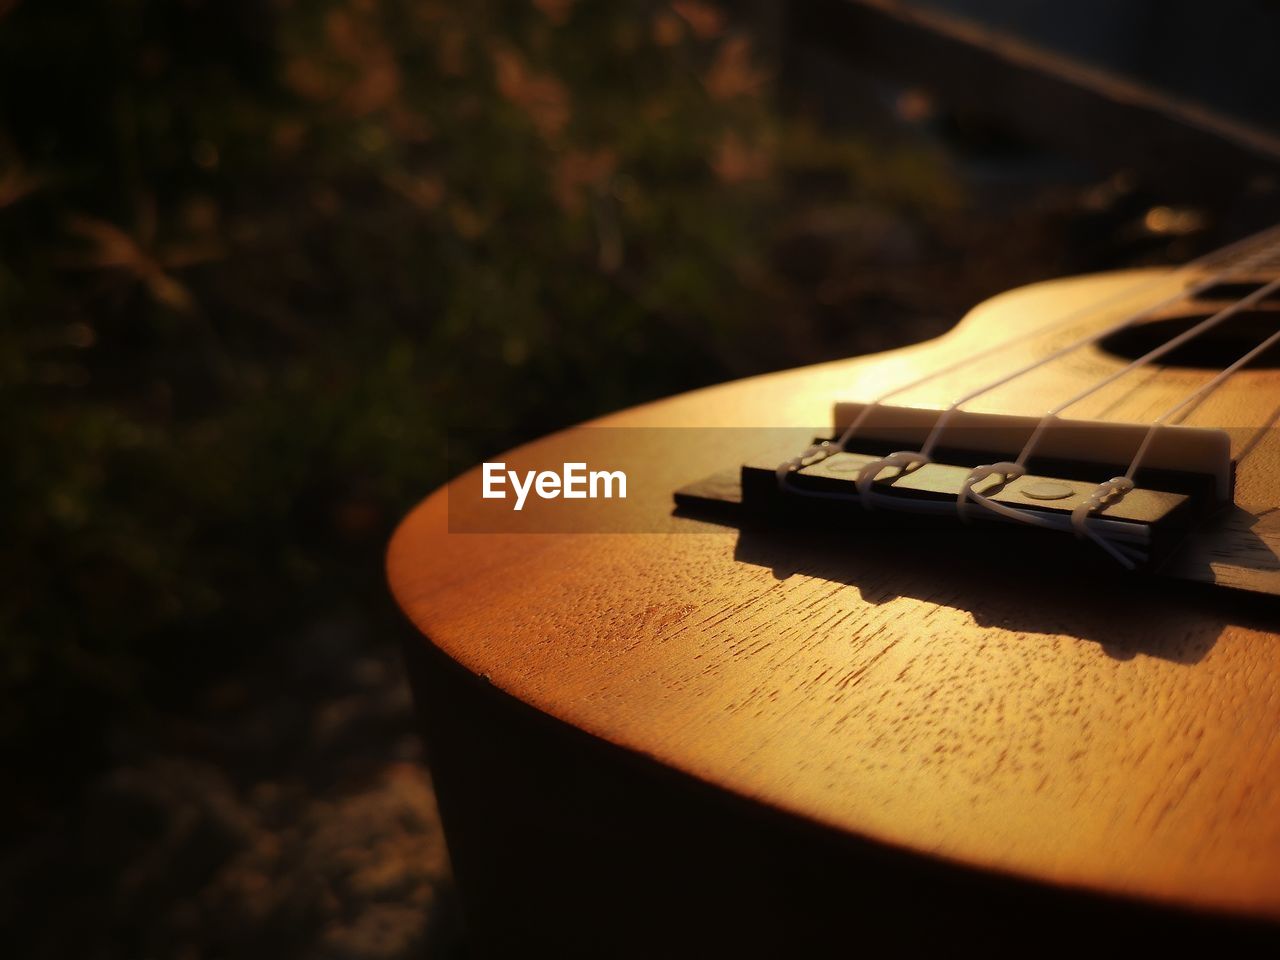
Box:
[708,512,1280,666]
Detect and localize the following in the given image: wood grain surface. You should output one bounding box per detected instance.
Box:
[388,269,1280,922]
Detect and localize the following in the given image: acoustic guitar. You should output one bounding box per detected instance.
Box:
[389,226,1280,953]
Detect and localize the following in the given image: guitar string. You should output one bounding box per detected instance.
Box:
[782,227,1279,464]
[960,253,1280,568]
[818,231,1280,517]
[845,225,1280,451]
[1125,325,1280,464]
[956,274,1280,557]
[851,240,1280,513]
[775,221,1280,488]
[773,224,1280,563]
[995,275,1280,472]
[1073,314,1280,553]
[961,311,1280,569]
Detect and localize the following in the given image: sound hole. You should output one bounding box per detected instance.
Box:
[1098,310,1280,369]
[1191,281,1280,303]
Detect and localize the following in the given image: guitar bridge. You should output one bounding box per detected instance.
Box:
[676,404,1233,570]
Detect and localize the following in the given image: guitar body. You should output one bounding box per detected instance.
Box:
[388,269,1280,953]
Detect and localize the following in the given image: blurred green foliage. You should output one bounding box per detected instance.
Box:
[0,0,956,778]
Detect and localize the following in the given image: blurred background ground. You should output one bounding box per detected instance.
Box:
[1,1,1272,957]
